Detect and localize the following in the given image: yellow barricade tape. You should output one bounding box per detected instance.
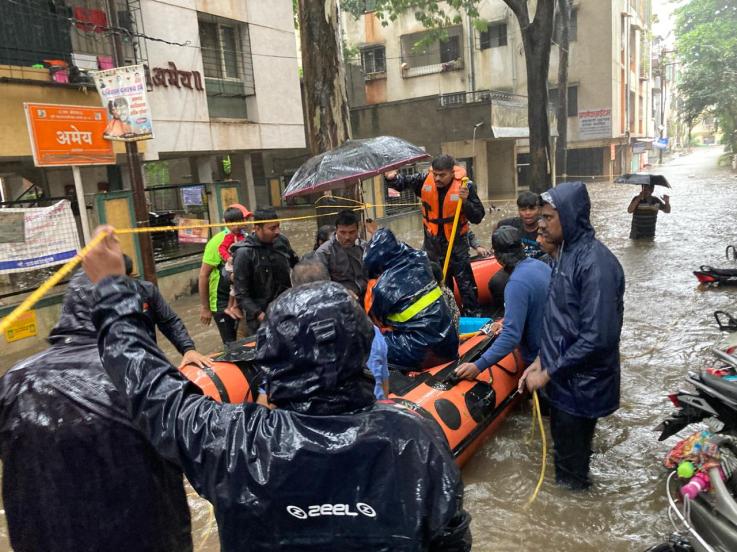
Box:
[0,210,343,335]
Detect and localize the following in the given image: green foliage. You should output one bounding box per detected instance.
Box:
[343,0,479,29]
[143,162,170,187]
[674,0,737,150]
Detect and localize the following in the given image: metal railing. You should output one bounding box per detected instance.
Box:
[438,89,525,108]
[144,183,210,262]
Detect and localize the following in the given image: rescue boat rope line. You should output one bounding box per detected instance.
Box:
[0,210,343,335]
[525,390,547,509]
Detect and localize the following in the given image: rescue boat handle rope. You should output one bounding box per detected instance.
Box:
[525,390,547,509]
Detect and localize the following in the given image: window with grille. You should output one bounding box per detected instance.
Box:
[440,36,460,63]
[479,22,507,49]
[198,15,255,119]
[200,21,241,80]
[360,45,385,74]
[400,26,463,70]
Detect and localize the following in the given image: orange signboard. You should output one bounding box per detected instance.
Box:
[24,103,115,167]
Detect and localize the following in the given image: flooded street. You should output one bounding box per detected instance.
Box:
[1,146,736,550]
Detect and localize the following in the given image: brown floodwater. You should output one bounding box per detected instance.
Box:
[1,146,736,551]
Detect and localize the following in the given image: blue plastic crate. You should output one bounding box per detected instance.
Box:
[459,317,491,334]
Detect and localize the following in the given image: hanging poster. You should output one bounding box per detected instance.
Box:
[177,218,209,244]
[92,64,154,142]
[0,201,81,274]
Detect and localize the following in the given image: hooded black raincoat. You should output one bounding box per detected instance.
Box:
[363,229,459,369]
[232,233,299,323]
[540,182,625,418]
[92,278,471,551]
[0,271,192,552]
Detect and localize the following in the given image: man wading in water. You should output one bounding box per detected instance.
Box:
[627,184,670,239]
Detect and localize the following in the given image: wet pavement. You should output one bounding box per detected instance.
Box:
[2,145,736,550]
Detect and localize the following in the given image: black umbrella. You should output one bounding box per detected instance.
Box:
[283,136,431,199]
[614,173,671,188]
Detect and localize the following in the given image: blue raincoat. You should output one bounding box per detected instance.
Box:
[540,182,625,418]
[363,229,459,369]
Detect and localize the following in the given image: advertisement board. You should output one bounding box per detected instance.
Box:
[92,64,154,142]
[578,108,612,140]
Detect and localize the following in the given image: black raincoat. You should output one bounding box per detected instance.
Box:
[540,182,625,418]
[364,229,459,369]
[136,279,195,354]
[0,271,192,552]
[232,233,299,322]
[92,278,471,551]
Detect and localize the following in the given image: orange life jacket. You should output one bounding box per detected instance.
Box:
[420,165,469,241]
[364,278,392,333]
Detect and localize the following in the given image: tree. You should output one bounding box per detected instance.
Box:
[674,0,737,153]
[555,0,570,178]
[298,0,352,155]
[343,0,556,192]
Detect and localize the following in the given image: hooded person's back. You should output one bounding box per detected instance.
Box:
[540,182,625,418]
[0,271,192,552]
[92,277,472,551]
[363,229,459,369]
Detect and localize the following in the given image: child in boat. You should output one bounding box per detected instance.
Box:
[219,205,253,320]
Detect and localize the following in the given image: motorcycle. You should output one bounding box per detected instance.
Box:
[651,349,737,552]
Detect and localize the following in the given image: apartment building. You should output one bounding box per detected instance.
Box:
[342,0,654,198]
[0,0,304,224]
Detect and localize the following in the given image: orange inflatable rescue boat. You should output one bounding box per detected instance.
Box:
[179,255,524,467]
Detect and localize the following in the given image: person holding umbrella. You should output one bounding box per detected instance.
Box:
[619,174,671,239]
[628,184,670,239]
[384,155,486,316]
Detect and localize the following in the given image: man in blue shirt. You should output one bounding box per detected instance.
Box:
[455,226,551,380]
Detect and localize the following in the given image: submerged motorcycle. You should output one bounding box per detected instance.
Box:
[650,349,737,552]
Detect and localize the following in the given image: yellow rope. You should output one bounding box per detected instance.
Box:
[0,231,108,334]
[524,390,547,509]
[442,178,469,280]
[0,210,343,335]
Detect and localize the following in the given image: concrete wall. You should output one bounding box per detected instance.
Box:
[487,140,516,199]
[350,96,492,155]
[141,0,304,159]
[0,67,104,158]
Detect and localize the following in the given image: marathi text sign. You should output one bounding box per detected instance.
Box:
[578,108,612,140]
[0,201,81,274]
[92,64,154,142]
[24,103,115,167]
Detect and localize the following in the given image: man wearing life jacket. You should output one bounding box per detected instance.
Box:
[385,154,486,316]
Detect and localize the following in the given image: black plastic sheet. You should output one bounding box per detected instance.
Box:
[0,271,192,552]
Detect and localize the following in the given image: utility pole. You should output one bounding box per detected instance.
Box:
[106,0,157,284]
